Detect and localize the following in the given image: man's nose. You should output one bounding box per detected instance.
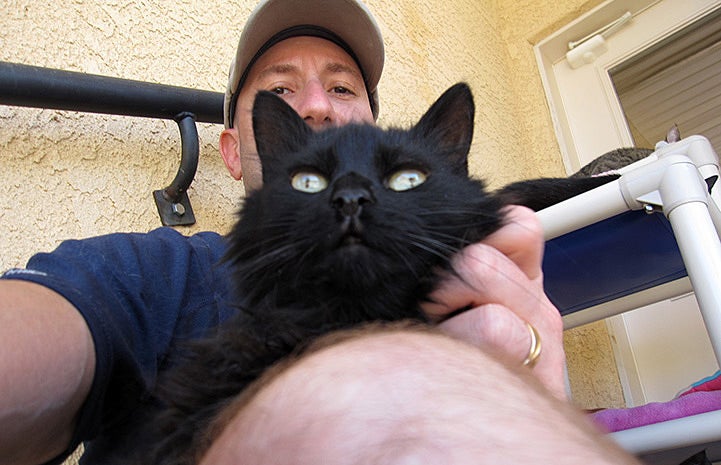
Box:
[296,81,335,129]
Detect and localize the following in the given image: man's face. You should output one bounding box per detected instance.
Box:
[223,36,375,193]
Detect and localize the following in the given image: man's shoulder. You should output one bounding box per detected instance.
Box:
[86,227,228,260]
[145,227,228,254]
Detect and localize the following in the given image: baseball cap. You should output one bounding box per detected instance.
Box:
[224,0,385,128]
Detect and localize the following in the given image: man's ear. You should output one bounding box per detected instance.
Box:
[220,128,243,180]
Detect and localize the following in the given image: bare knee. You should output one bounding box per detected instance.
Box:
[199,323,640,465]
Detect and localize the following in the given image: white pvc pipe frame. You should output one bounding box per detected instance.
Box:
[537,135,721,366]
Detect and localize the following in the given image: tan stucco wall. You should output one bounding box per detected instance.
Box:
[491,0,625,410]
[1,2,623,460]
[2,0,583,267]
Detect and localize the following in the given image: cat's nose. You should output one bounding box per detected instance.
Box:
[331,173,375,218]
[332,187,373,217]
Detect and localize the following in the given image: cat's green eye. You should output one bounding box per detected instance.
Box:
[291,171,328,193]
[387,169,427,192]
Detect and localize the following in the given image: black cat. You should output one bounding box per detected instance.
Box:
[136,83,615,465]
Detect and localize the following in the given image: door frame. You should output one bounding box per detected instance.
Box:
[535,0,721,405]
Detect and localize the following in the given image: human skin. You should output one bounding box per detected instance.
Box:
[0,280,95,465]
[198,325,640,465]
[219,36,375,193]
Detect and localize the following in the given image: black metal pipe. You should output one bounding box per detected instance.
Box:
[164,112,199,202]
[0,61,224,124]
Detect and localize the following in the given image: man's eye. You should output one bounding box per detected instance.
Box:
[386,169,427,192]
[291,171,328,193]
[272,87,290,95]
[331,86,352,95]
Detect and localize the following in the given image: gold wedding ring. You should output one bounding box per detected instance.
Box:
[522,322,542,368]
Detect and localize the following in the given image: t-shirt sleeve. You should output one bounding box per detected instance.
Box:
[1,227,232,462]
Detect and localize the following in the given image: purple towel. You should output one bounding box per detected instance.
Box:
[591,391,721,432]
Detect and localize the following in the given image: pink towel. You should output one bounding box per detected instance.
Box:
[591,371,721,432]
[678,370,721,396]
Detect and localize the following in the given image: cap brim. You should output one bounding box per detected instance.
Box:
[224,0,384,127]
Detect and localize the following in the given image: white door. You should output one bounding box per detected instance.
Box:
[536,0,721,405]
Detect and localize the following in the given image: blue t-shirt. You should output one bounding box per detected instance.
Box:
[1,227,235,464]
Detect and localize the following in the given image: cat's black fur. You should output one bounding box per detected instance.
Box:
[496,125,685,208]
[131,83,617,465]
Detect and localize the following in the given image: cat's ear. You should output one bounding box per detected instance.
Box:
[411,83,475,175]
[252,91,312,165]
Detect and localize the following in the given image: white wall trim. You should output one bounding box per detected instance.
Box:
[535,0,721,406]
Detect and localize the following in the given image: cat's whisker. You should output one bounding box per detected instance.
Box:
[404,232,461,261]
[446,240,551,311]
[411,228,470,248]
[289,242,322,289]
[380,239,426,281]
[234,242,299,276]
[229,226,299,255]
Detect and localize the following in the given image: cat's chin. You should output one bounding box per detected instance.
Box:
[335,241,370,256]
[339,236,363,247]
[320,242,383,283]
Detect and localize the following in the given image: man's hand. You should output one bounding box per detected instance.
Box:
[421,206,566,399]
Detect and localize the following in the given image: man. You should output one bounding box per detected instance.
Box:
[0,1,637,464]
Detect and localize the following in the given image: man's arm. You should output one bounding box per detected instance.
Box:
[0,280,95,465]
